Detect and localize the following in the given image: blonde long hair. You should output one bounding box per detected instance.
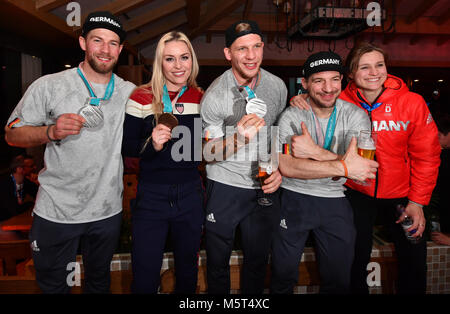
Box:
[141,31,199,115]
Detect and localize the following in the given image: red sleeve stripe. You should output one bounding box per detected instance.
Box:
[7,118,20,128]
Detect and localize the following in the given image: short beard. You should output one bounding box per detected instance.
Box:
[87,55,116,75]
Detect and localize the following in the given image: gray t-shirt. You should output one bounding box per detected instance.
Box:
[6,68,135,223]
[201,68,287,189]
[278,98,371,197]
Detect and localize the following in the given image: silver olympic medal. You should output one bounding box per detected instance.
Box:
[246,97,267,118]
[78,105,104,128]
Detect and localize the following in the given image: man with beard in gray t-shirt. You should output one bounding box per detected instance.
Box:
[4,11,135,293]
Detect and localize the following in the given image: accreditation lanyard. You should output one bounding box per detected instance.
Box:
[77,66,115,106]
[357,89,383,113]
[309,99,337,151]
[240,72,259,100]
[162,85,187,113]
[11,174,23,204]
[359,101,382,113]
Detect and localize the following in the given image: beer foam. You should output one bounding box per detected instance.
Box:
[358,140,376,150]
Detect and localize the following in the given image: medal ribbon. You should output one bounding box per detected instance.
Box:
[309,98,337,151]
[162,85,187,113]
[239,71,260,100]
[77,66,115,106]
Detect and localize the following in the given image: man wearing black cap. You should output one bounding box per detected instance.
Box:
[5,11,135,293]
[200,20,287,294]
[270,51,378,294]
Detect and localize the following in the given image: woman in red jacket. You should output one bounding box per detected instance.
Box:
[291,42,441,294]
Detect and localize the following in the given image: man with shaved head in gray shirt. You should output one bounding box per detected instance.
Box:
[201,20,286,294]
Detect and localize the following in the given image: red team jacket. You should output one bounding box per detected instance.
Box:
[340,75,441,205]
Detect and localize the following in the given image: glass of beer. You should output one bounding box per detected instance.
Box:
[257,155,273,206]
[358,130,377,160]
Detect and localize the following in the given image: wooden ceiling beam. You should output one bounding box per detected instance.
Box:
[128,11,188,46]
[92,0,156,16]
[242,0,253,20]
[405,0,436,25]
[9,0,147,63]
[122,0,186,32]
[35,0,72,12]
[186,0,202,29]
[436,8,450,26]
[75,0,156,31]
[188,0,245,40]
[7,0,76,38]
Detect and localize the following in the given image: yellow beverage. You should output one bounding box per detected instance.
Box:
[258,168,270,186]
[358,147,376,160]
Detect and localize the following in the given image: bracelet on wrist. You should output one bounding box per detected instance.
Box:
[339,160,348,177]
[46,125,61,145]
[408,200,423,208]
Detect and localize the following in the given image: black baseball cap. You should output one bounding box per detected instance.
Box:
[302,51,344,78]
[82,11,126,43]
[225,20,263,47]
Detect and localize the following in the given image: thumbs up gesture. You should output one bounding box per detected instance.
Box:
[291,122,320,159]
[342,137,379,181]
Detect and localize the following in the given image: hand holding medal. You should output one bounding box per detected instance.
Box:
[158,112,178,130]
[140,85,185,154]
[78,98,105,128]
[150,122,172,152]
[235,77,266,142]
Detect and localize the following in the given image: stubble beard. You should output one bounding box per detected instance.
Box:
[309,92,339,110]
[87,55,117,75]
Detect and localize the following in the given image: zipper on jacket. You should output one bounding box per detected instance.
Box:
[356,89,385,199]
[368,110,380,198]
